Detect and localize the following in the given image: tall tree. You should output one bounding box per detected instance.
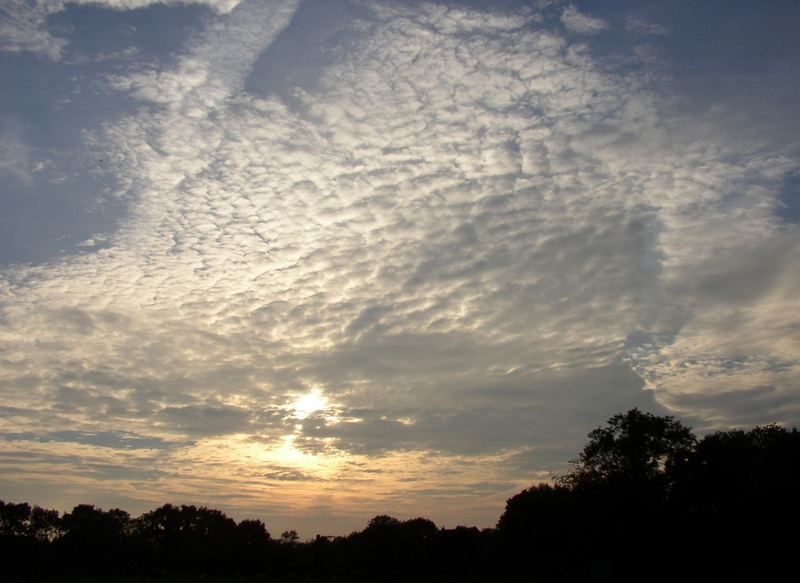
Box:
[559,408,695,488]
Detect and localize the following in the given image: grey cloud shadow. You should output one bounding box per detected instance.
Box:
[669,384,800,431]
[245,0,373,105]
[263,467,320,482]
[0,448,164,482]
[296,361,667,460]
[157,403,253,436]
[0,429,174,450]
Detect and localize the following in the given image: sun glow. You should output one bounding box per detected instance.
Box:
[289,389,328,420]
[274,434,319,466]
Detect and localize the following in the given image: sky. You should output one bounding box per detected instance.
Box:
[0,0,798,537]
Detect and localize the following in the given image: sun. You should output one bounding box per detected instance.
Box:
[290,389,328,420]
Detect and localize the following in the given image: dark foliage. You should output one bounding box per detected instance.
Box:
[134,504,240,572]
[666,424,800,580]
[559,408,696,488]
[497,410,800,581]
[57,504,133,572]
[1,409,798,582]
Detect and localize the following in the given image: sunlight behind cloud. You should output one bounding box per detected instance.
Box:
[289,390,328,421]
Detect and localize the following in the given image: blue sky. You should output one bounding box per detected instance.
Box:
[0,0,798,537]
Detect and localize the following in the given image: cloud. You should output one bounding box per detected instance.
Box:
[0,0,68,59]
[157,403,253,436]
[625,14,670,36]
[0,0,243,60]
[560,4,608,35]
[0,0,798,532]
[0,120,42,186]
[0,430,170,449]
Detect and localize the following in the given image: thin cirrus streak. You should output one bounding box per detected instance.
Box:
[0,0,798,535]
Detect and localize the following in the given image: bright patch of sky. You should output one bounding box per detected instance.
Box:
[0,0,798,537]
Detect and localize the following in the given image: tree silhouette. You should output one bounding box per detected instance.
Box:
[236,518,271,545]
[497,483,593,575]
[560,408,695,488]
[365,514,400,530]
[135,504,238,572]
[29,505,61,542]
[1,410,797,581]
[58,504,132,572]
[500,409,698,579]
[668,424,800,579]
[60,504,130,541]
[279,529,299,545]
[673,423,800,510]
[233,518,272,573]
[0,501,31,537]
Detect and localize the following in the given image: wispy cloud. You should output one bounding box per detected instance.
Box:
[625,14,670,36]
[560,4,608,35]
[0,120,45,186]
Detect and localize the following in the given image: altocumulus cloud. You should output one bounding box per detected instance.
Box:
[0,0,798,534]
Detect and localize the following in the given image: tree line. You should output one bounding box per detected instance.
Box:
[2,409,798,581]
